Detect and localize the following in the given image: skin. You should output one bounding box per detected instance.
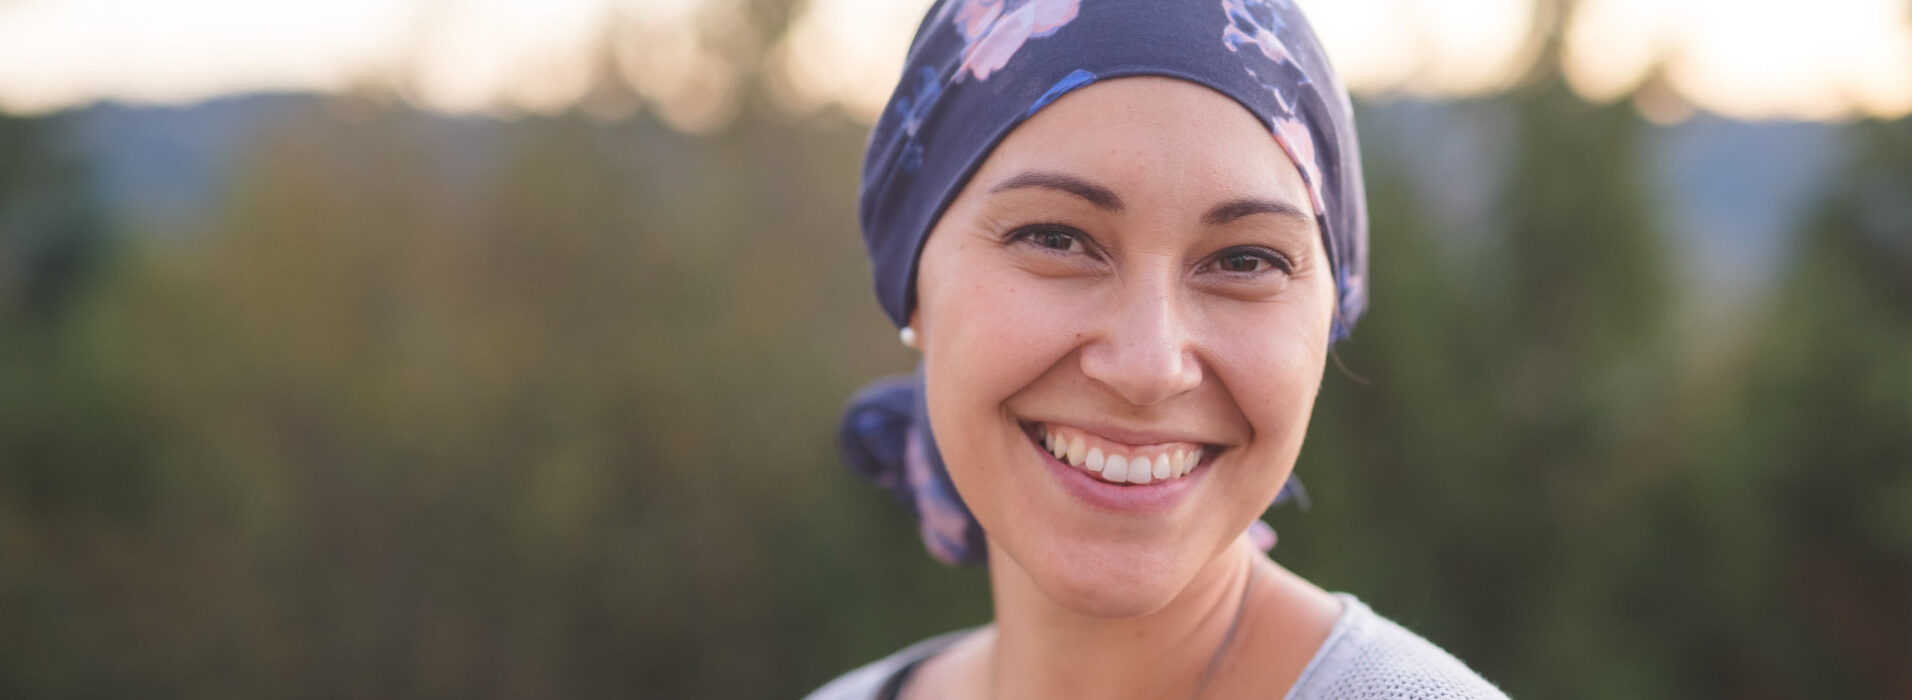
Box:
[901,76,1345,699]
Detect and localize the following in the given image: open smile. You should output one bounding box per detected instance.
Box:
[1019,421,1220,486]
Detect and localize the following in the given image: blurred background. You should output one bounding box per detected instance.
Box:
[1,0,1908,697]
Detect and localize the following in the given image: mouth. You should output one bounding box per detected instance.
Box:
[1019,420,1220,486]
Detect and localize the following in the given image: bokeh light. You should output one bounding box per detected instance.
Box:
[1,0,1907,123]
[1564,0,1912,121]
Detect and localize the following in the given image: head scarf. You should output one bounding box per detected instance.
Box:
[842,0,1364,566]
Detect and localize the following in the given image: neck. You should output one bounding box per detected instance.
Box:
[982,535,1264,700]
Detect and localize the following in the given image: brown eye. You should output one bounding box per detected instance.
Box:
[1219,251,1269,273]
[1008,224,1087,254]
[1212,246,1292,276]
[1034,229,1077,251]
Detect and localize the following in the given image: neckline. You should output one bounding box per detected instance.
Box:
[875,594,1361,700]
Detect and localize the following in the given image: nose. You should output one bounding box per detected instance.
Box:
[1077,273,1204,407]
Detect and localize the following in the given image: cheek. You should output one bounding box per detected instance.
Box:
[924,273,1091,402]
[1234,329,1323,424]
[1206,297,1332,477]
[916,254,1089,519]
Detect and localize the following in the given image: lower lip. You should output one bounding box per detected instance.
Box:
[1033,433,1204,515]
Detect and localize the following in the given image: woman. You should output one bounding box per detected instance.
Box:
[819,1,1506,697]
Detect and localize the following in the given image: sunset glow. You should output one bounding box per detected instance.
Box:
[0,0,1905,124]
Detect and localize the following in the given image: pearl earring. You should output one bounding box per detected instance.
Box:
[899,325,919,349]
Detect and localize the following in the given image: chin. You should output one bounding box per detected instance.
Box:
[1009,531,1199,619]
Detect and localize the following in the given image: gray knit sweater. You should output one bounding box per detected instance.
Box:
[805,595,1508,699]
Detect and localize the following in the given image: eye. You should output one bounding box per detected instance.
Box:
[1008,224,1088,254]
[1213,246,1291,275]
[1218,251,1268,273]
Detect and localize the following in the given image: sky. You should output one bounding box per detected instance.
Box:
[0,0,1907,127]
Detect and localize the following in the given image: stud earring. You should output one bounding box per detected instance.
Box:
[899,325,919,349]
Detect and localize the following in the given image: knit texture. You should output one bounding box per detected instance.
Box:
[806,595,1507,700]
[1283,595,1509,699]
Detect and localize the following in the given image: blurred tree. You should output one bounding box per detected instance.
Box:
[0,116,109,323]
[1640,116,1912,699]
[0,113,156,698]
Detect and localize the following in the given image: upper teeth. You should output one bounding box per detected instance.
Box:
[1041,425,1204,485]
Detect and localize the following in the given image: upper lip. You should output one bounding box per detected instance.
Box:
[1020,417,1222,449]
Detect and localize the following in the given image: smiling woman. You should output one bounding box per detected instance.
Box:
[818,1,1505,698]
[912,77,1335,621]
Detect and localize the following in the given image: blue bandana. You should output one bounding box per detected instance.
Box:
[843,0,1361,566]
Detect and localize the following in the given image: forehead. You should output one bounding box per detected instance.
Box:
[966,76,1315,216]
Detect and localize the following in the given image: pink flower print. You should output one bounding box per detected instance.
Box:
[951,0,1004,41]
[1222,0,1295,66]
[905,427,982,566]
[952,0,1082,82]
[1271,115,1328,216]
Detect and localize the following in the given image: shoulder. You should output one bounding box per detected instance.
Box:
[804,628,977,700]
[1285,595,1510,700]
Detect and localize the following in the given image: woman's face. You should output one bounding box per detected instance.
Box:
[913,77,1336,618]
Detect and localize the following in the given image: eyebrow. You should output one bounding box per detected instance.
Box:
[986,169,1313,227]
[987,171,1124,211]
[1201,198,1313,227]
